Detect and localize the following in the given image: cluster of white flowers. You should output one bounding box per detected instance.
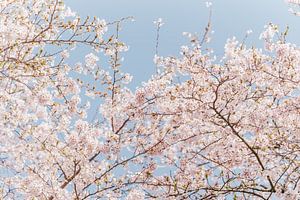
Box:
[259,23,279,51]
[153,17,164,27]
[205,1,213,8]
[85,53,99,70]
[0,0,299,199]
[62,6,76,18]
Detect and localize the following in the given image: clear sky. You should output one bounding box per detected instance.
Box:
[65,0,300,86]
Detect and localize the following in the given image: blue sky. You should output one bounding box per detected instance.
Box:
[65,0,300,86]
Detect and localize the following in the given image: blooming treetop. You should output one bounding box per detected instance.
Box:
[0,0,299,199]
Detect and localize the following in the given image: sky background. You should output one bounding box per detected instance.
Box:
[65,0,300,87]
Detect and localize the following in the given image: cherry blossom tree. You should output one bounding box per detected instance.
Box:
[0,0,299,199]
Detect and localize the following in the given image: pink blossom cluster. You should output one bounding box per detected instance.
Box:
[0,0,299,199]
